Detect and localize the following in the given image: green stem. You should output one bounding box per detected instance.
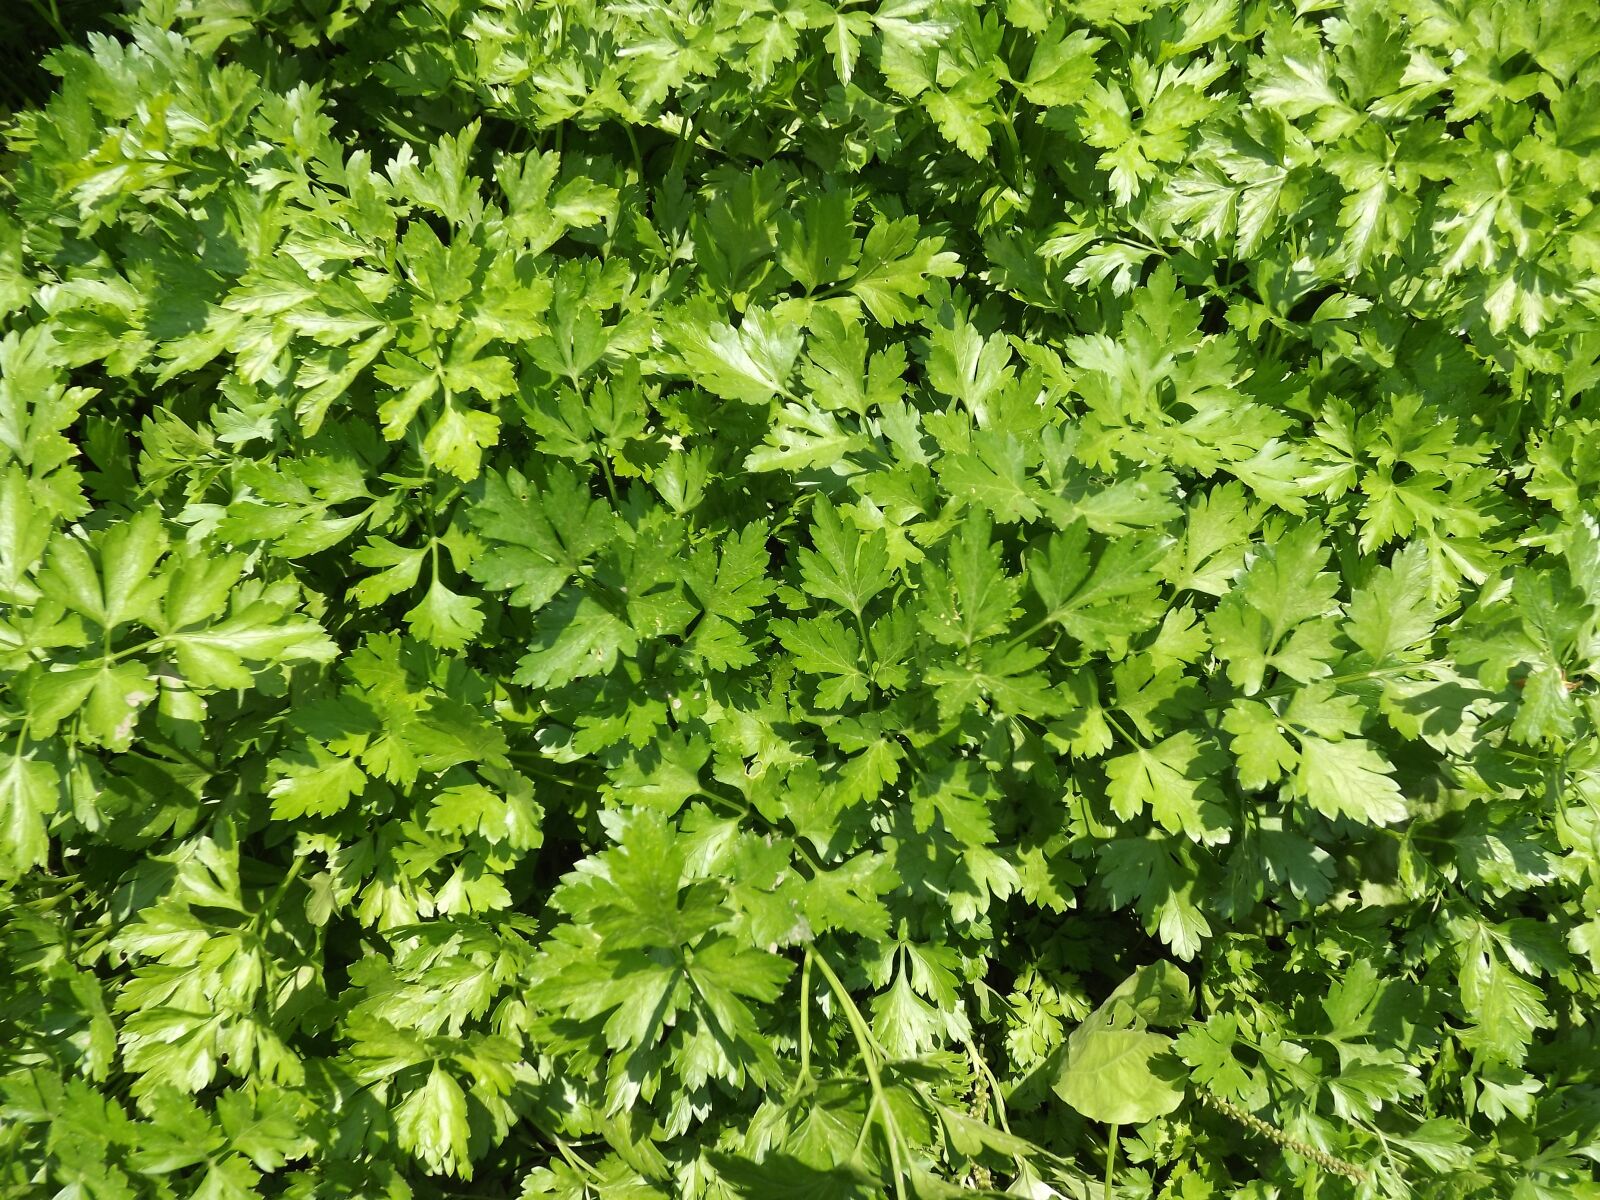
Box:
[964,1036,1012,1133]
[597,449,621,509]
[1008,612,1056,647]
[10,718,31,765]
[149,737,217,777]
[853,608,878,668]
[75,920,119,956]
[806,946,907,1200]
[622,120,644,179]
[1103,710,1142,747]
[797,950,813,1086]
[1249,661,1448,704]
[512,759,587,789]
[1104,1123,1119,1200]
[552,1133,600,1180]
[995,105,1025,192]
[104,636,168,663]
[24,0,69,42]
[257,854,306,929]
[33,879,85,906]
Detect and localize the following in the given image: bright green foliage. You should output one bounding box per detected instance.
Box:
[2,1,1600,1199]
[1054,962,1192,1125]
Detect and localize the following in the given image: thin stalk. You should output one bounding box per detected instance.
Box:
[797,950,813,1086]
[31,879,85,906]
[1249,661,1449,704]
[1007,612,1056,647]
[806,946,907,1200]
[964,1036,1012,1133]
[24,0,69,42]
[596,449,621,508]
[1103,710,1142,747]
[622,120,644,179]
[853,608,878,667]
[553,1133,601,1180]
[1104,1123,1119,1200]
[513,760,586,789]
[257,854,306,928]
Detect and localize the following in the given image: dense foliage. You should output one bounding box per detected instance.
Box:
[3,0,1600,1196]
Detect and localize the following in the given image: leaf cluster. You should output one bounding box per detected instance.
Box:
[2,1,1600,1198]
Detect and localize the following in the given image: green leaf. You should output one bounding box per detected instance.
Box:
[1344,542,1436,664]
[470,465,617,611]
[422,404,501,481]
[669,308,803,404]
[1293,736,1408,825]
[268,747,367,820]
[1105,732,1230,839]
[938,434,1046,524]
[1053,1025,1186,1125]
[744,401,869,473]
[1207,524,1341,694]
[774,616,870,708]
[1222,699,1297,788]
[166,605,338,690]
[3,8,1595,1197]
[777,190,859,293]
[0,749,55,878]
[515,593,637,688]
[38,513,166,631]
[1458,924,1554,1067]
[917,509,1016,648]
[395,1064,471,1177]
[846,216,962,325]
[1028,521,1168,652]
[797,497,892,615]
[406,577,486,651]
[1105,960,1195,1028]
[1018,23,1104,107]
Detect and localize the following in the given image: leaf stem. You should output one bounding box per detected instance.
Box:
[1103,710,1142,747]
[256,853,305,927]
[1244,661,1449,705]
[597,450,621,509]
[1008,612,1056,647]
[553,1132,601,1180]
[964,1036,1012,1133]
[797,948,813,1086]
[23,0,69,43]
[621,120,644,179]
[806,945,907,1200]
[1104,1123,1119,1200]
[853,608,878,667]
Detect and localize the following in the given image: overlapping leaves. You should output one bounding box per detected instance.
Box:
[2,1,1599,1199]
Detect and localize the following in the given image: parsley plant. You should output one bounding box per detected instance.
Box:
[2,2,1599,1197]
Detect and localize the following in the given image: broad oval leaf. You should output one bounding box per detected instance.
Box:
[1053,1026,1187,1125]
